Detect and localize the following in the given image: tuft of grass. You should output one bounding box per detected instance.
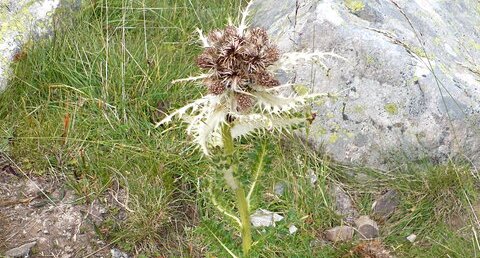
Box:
[382,162,479,257]
[346,161,480,257]
[0,0,243,256]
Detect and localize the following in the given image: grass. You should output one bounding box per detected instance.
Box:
[1,0,479,257]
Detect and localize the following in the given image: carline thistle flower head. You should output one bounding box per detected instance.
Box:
[197,25,280,111]
[156,2,342,154]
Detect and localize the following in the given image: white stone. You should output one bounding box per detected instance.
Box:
[407,233,417,243]
[250,209,284,228]
[289,224,298,234]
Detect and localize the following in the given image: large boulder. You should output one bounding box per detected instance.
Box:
[0,0,61,91]
[252,0,480,169]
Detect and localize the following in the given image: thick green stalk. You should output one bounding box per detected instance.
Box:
[221,123,252,256]
[235,186,252,256]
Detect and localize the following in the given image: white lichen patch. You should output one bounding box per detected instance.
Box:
[0,0,60,91]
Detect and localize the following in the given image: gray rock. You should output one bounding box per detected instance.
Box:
[251,0,480,170]
[331,185,357,224]
[0,0,61,91]
[110,248,129,258]
[325,225,354,242]
[4,241,37,258]
[372,189,399,220]
[274,182,286,196]
[354,215,379,239]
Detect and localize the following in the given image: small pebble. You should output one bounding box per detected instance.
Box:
[407,233,417,243]
[372,189,399,220]
[111,248,129,258]
[354,215,379,239]
[274,182,286,196]
[250,209,284,228]
[308,169,318,185]
[289,224,298,234]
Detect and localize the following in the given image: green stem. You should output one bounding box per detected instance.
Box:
[221,123,252,256]
[235,187,252,256]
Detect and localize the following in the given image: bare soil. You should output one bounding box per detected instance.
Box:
[0,162,109,257]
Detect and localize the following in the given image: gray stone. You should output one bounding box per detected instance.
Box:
[354,215,379,239]
[251,0,480,170]
[331,185,357,224]
[325,225,354,242]
[274,182,286,196]
[4,241,37,258]
[372,189,399,220]
[111,248,129,258]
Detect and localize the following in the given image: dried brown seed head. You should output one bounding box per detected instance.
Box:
[204,78,226,95]
[197,49,217,69]
[263,46,280,66]
[255,71,280,87]
[223,26,239,39]
[197,25,280,97]
[247,28,269,46]
[235,93,254,112]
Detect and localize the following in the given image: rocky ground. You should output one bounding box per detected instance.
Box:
[0,154,112,258]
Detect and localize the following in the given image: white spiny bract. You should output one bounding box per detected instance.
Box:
[155,3,336,155]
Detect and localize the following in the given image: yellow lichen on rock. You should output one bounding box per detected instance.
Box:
[344,0,365,13]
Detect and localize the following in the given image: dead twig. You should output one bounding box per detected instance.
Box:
[0,196,36,207]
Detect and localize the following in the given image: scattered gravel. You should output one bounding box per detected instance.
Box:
[0,164,109,257]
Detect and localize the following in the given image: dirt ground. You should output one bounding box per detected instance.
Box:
[0,157,110,257]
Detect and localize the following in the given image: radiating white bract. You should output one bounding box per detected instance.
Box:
[155,2,342,155]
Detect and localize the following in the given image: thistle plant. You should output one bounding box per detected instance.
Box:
[156,2,341,256]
